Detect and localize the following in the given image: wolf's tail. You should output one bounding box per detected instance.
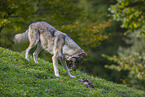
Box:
[14,30,29,43]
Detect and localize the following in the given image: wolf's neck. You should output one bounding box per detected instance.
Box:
[63,36,83,56]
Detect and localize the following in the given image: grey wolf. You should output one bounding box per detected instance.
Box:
[14,22,87,78]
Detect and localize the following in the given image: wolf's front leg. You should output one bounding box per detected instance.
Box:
[52,55,60,77]
[60,57,76,78]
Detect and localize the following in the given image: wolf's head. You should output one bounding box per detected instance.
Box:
[69,52,87,71]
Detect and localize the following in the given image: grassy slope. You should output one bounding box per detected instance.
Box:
[0,47,144,97]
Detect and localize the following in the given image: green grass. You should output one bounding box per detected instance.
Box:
[0,47,145,97]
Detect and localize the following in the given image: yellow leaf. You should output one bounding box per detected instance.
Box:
[133,23,137,28]
[137,73,143,79]
[129,16,132,20]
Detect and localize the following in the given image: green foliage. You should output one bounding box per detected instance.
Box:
[0,0,37,28]
[0,47,145,96]
[0,0,36,47]
[103,32,145,90]
[107,0,145,90]
[77,0,126,83]
[37,0,82,25]
[57,20,111,48]
[109,0,145,36]
[79,0,109,23]
[103,53,145,90]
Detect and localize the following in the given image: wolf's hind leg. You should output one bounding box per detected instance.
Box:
[25,29,39,61]
[25,42,36,61]
[33,42,42,63]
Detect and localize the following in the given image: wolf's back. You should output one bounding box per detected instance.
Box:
[14,30,29,43]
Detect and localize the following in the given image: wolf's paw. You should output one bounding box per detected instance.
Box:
[69,75,76,78]
[34,60,39,64]
[25,58,30,61]
[55,74,60,77]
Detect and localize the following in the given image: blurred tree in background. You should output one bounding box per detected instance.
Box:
[109,0,145,36]
[103,32,145,90]
[105,0,145,90]
[77,0,127,83]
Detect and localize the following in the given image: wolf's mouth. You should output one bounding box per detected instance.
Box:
[69,61,77,71]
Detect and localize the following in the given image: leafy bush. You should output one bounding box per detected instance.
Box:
[103,31,145,90]
[103,52,145,90]
[57,20,111,48]
[109,0,145,36]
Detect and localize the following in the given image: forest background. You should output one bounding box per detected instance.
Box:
[0,0,145,90]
